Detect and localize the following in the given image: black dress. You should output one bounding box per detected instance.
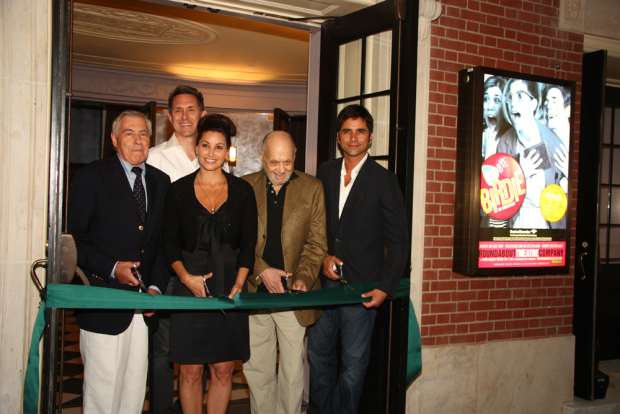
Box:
[170,201,250,364]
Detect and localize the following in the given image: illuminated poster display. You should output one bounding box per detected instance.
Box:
[454,67,574,276]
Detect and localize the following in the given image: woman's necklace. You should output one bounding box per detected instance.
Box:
[197,179,225,213]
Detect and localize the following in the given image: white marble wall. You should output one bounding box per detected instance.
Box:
[407,336,575,414]
[0,0,51,412]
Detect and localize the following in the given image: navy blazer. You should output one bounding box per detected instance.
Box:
[162,170,257,274]
[67,154,171,335]
[317,157,409,297]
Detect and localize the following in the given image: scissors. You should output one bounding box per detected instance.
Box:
[131,263,153,297]
[281,273,304,294]
[203,276,227,317]
[335,262,355,292]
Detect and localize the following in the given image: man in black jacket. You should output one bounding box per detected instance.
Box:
[308,105,409,414]
[68,110,170,413]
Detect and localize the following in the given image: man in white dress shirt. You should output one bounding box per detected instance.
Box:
[147,85,207,413]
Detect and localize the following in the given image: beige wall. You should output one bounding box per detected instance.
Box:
[0,0,51,412]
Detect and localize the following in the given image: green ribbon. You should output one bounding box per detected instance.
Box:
[24,279,421,413]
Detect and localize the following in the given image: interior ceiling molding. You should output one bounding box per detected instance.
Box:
[584,34,620,58]
[71,62,308,111]
[72,53,308,83]
[165,0,378,20]
[72,62,309,91]
[74,3,219,44]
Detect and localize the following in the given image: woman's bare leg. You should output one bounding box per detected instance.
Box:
[179,363,204,414]
[205,361,235,414]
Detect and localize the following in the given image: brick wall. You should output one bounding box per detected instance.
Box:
[422,0,583,346]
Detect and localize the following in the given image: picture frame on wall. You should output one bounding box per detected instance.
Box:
[453,66,576,276]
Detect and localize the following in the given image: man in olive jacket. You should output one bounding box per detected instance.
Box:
[242,131,327,414]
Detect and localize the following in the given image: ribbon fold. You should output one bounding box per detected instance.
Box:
[24,279,421,413]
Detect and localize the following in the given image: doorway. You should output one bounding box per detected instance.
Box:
[574,50,620,401]
[45,0,419,413]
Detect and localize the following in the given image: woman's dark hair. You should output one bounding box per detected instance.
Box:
[336,104,374,134]
[195,114,237,148]
[484,76,506,92]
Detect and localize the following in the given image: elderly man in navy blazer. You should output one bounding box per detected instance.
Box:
[308,105,409,414]
[68,110,170,413]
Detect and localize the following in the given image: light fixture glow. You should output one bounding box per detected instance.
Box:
[229,145,237,162]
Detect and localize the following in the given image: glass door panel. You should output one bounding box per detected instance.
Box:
[364,31,392,94]
[338,39,362,100]
[365,95,390,157]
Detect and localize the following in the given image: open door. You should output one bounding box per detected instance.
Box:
[274,107,307,171]
[574,50,606,401]
[316,0,418,412]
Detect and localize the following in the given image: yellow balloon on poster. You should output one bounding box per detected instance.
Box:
[540,184,567,223]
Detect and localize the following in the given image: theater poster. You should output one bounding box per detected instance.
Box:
[453,67,575,276]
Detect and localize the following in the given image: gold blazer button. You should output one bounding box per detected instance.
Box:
[139,225,144,230]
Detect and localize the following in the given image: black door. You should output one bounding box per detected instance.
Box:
[574,50,620,401]
[316,0,418,412]
[274,107,307,172]
[596,85,620,362]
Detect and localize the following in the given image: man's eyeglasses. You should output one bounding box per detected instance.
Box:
[505,90,534,104]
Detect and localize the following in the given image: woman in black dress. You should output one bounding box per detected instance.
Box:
[163,114,257,414]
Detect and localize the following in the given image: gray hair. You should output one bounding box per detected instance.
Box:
[261,131,297,154]
[111,110,152,137]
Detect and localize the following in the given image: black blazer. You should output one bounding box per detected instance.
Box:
[162,170,257,274]
[317,157,409,297]
[67,154,171,335]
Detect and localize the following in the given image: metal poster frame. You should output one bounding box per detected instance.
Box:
[454,66,575,276]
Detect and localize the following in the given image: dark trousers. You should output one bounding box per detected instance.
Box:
[307,279,377,414]
[152,277,175,414]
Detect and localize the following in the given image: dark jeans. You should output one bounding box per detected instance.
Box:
[152,277,175,414]
[307,279,377,414]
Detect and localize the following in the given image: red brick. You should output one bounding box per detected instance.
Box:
[469,322,493,332]
[440,38,467,52]
[429,324,456,336]
[480,24,504,37]
[507,299,529,309]
[506,320,529,330]
[452,291,478,301]
[431,303,457,313]
[524,288,546,298]
[451,312,476,323]
[440,16,467,30]
[437,314,450,324]
[490,289,511,299]
[489,331,512,341]
[480,2,504,16]
[421,338,435,346]
[497,38,521,52]
[459,31,484,44]
[475,333,487,342]
[470,301,496,311]
[524,308,546,318]
[477,290,489,300]
[437,292,451,302]
[458,54,484,66]
[541,317,563,327]
[523,328,546,337]
[517,10,541,24]
[450,334,477,344]
[476,311,489,321]
[497,17,522,31]
[489,310,512,320]
[471,279,495,289]
[507,279,531,288]
[461,9,488,24]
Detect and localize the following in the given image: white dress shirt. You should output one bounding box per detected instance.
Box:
[338,153,369,218]
[146,134,200,183]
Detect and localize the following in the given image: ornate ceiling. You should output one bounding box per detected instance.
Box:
[73,0,318,83]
